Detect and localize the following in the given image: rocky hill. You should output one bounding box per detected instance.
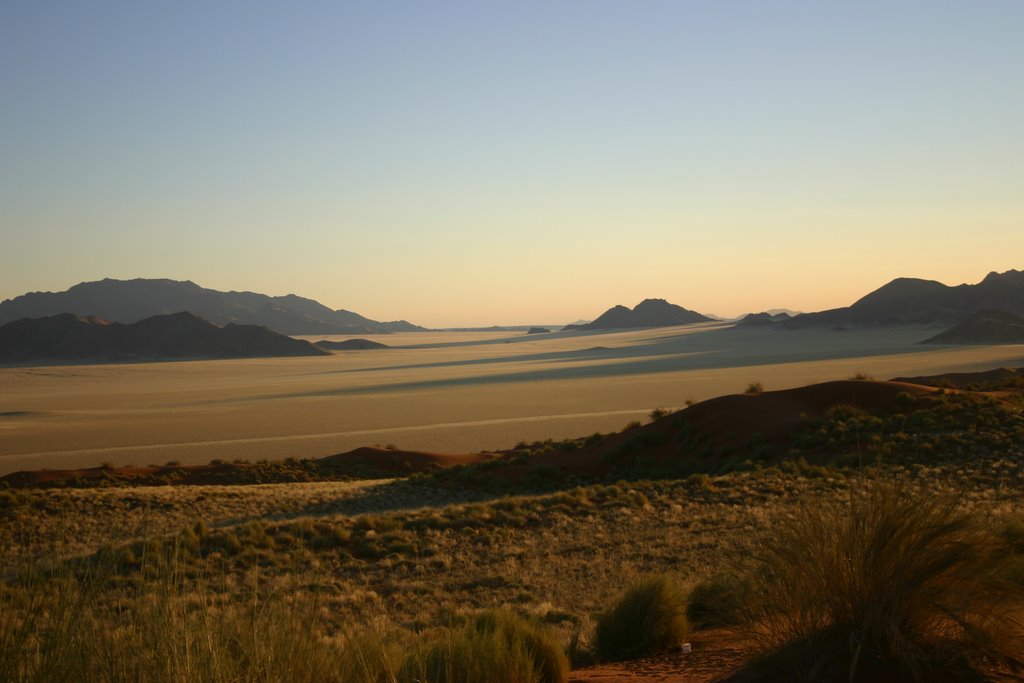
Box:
[567,299,711,330]
[314,338,391,350]
[736,311,792,327]
[921,309,1024,345]
[0,312,329,363]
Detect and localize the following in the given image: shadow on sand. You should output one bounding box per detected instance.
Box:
[274,326,949,399]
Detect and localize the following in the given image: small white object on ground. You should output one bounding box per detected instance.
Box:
[681,643,692,654]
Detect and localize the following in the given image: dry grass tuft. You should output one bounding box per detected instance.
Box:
[686,571,750,630]
[727,483,1024,682]
[594,575,689,662]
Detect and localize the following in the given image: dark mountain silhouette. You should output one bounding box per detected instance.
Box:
[0,312,328,364]
[526,327,550,334]
[786,269,1024,328]
[440,325,561,332]
[737,311,792,327]
[0,278,425,335]
[566,299,711,330]
[921,309,1024,345]
[315,338,391,350]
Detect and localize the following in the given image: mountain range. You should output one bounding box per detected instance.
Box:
[0,278,424,336]
[785,269,1024,328]
[4,269,1023,339]
[0,312,328,363]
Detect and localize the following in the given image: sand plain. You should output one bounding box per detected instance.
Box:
[1,322,1022,476]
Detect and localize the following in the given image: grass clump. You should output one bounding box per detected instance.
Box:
[594,575,688,662]
[730,483,1024,681]
[745,381,763,394]
[686,572,749,629]
[402,609,568,683]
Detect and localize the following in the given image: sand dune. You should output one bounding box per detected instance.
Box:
[1,324,1022,475]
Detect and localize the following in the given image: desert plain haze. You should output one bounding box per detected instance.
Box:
[2,2,1024,326]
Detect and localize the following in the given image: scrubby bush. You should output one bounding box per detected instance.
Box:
[731,484,1024,681]
[686,572,749,629]
[745,382,763,394]
[594,575,688,662]
[648,407,671,421]
[401,609,568,683]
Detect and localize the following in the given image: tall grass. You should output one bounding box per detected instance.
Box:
[594,575,688,662]
[402,609,568,683]
[728,484,1024,681]
[0,553,362,682]
[0,544,568,683]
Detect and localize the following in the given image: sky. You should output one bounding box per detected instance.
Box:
[2,2,1022,327]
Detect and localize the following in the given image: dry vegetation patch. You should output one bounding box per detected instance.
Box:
[4,379,1024,680]
[721,484,1024,681]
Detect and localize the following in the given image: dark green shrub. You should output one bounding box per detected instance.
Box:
[595,575,689,662]
[0,490,16,510]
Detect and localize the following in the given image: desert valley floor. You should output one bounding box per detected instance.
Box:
[2,322,1022,475]
[5,320,1024,682]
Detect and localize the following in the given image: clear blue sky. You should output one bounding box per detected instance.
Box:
[2,1,1022,326]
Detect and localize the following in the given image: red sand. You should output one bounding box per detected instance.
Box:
[681,380,936,449]
[569,629,747,682]
[318,446,488,472]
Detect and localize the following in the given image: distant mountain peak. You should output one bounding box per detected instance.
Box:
[570,299,711,330]
[737,311,793,327]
